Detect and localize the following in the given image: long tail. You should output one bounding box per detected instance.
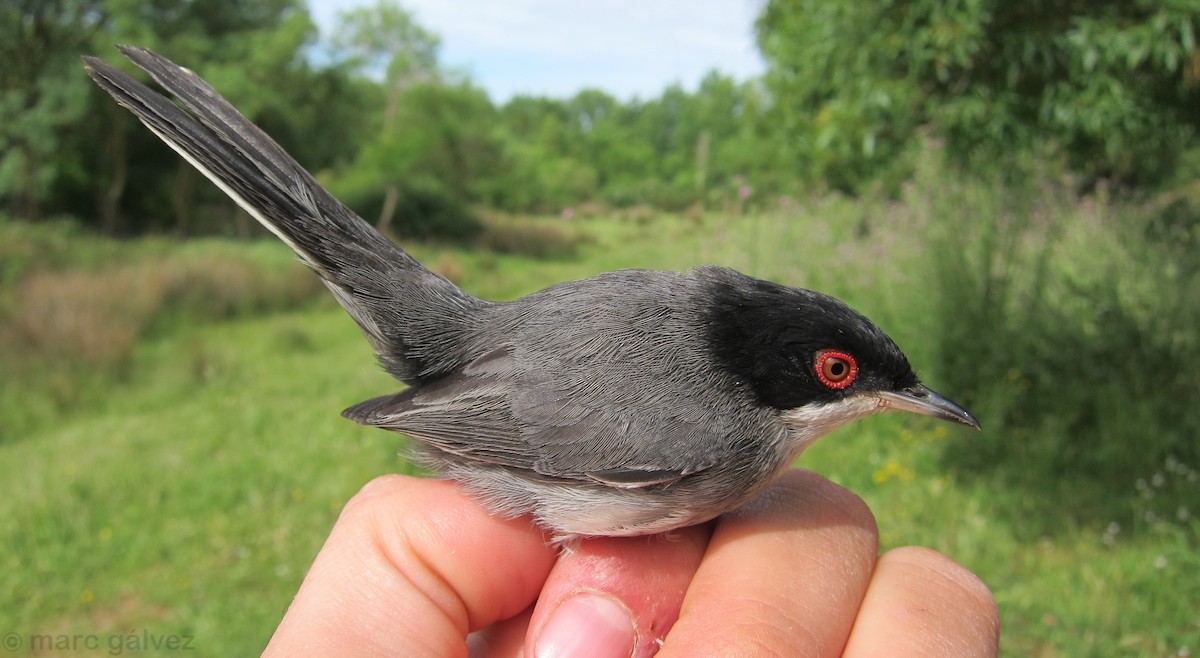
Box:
[84,46,482,383]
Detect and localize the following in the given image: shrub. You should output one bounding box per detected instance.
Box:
[915,156,1200,534]
[0,225,324,443]
[474,213,588,259]
[326,170,483,242]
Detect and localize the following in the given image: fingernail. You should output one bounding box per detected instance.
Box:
[534,591,637,658]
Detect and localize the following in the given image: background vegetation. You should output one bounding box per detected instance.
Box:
[2,0,1199,655]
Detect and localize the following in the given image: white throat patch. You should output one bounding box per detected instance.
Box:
[780,394,888,455]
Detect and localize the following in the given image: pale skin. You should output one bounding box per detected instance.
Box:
[264,469,999,657]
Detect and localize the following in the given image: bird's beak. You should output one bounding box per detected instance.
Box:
[877,384,981,430]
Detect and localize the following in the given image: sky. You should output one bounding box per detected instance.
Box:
[307,0,767,103]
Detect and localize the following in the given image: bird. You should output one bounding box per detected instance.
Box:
[84,46,980,541]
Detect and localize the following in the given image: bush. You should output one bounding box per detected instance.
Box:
[326,169,482,242]
[913,156,1200,534]
[0,223,324,443]
[474,213,589,259]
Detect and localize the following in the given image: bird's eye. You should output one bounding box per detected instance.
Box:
[815,350,858,389]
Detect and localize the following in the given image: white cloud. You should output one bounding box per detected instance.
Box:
[308,0,766,102]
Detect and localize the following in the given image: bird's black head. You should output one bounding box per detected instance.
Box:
[700,266,979,429]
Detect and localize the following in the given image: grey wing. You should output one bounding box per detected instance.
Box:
[343,346,727,488]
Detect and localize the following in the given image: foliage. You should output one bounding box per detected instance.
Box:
[3,0,794,232]
[494,75,789,214]
[0,0,340,233]
[0,219,323,442]
[756,0,1200,191]
[329,0,439,83]
[7,0,1200,232]
[322,72,500,240]
[909,146,1200,536]
[473,212,591,259]
[0,0,100,219]
[327,166,482,241]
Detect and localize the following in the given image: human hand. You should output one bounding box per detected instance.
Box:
[264,470,998,657]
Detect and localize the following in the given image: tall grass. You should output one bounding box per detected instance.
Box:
[909,152,1200,537]
[0,220,324,442]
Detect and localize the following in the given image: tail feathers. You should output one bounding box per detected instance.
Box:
[84,46,480,383]
[83,46,411,278]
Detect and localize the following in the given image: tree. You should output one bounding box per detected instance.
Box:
[756,0,1200,190]
[95,0,318,234]
[494,96,597,212]
[329,0,447,231]
[0,0,329,233]
[0,0,102,220]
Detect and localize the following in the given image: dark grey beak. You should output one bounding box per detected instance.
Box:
[877,384,981,430]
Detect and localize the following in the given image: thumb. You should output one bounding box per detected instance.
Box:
[526,528,709,658]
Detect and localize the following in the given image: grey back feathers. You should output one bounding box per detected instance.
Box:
[347,267,782,483]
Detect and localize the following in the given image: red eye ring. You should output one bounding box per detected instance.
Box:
[814,350,858,389]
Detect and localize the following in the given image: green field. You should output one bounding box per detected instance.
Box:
[1,193,1197,656]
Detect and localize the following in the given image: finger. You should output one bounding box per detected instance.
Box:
[526,525,711,658]
[843,546,999,658]
[468,603,532,658]
[264,475,557,657]
[661,469,880,657]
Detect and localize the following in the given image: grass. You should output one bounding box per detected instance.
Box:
[0,308,399,650]
[2,191,1197,655]
[0,220,324,442]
